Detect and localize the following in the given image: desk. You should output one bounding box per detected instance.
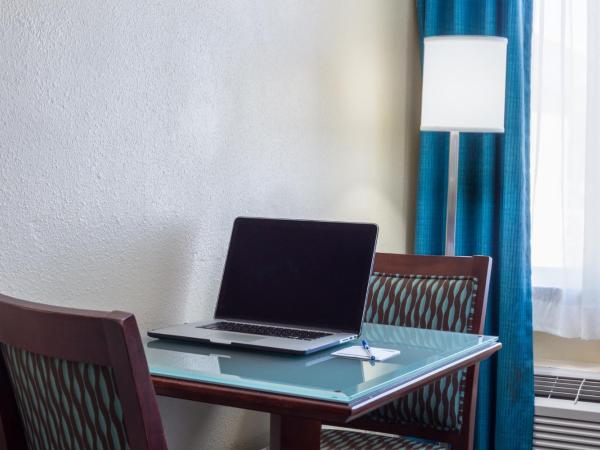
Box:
[146,324,500,450]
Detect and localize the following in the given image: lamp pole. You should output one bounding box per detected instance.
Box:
[445,131,460,256]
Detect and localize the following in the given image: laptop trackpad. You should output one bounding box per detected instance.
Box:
[209,331,261,344]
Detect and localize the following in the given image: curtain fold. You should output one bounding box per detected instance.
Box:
[530,0,600,340]
[415,1,533,449]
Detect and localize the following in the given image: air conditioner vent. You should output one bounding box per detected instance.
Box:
[533,415,600,449]
[535,374,600,404]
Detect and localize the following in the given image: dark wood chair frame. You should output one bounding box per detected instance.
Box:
[0,294,168,450]
[339,253,493,450]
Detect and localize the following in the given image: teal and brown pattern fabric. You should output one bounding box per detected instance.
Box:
[1,344,131,450]
[321,428,446,450]
[364,274,478,333]
[371,370,466,431]
[364,272,479,433]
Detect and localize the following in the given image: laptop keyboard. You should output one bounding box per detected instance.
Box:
[199,322,332,341]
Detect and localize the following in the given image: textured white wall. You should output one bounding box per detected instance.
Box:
[0,1,420,448]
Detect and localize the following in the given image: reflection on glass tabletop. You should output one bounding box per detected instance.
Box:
[145,323,498,404]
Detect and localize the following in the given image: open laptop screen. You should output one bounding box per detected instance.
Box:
[215,218,378,334]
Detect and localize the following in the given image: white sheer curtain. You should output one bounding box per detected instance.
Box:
[530,0,600,340]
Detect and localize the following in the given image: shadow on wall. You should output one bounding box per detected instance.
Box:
[157,396,268,450]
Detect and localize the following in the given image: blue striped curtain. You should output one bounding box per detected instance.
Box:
[414,1,534,449]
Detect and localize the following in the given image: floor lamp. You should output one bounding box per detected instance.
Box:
[420,36,508,256]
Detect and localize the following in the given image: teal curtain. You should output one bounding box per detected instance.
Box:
[414,1,533,449]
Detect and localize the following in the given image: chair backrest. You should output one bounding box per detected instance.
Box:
[0,294,168,450]
[351,253,492,450]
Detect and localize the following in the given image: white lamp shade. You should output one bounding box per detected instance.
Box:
[420,36,508,133]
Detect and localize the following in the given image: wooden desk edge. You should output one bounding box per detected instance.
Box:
[151,342,501,424]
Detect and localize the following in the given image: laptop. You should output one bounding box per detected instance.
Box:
[148,217,378,354]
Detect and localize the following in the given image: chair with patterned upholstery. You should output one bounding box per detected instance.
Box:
[0,293,168,450]
[321,253,492,450]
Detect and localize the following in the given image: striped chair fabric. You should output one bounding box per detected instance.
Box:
[321,428,446,450]
[1,343,131,450]
[363,273,478,432]
[322,272,479,449]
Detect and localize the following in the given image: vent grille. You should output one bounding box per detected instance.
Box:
[533,415,600,450]
[535,374,600,404]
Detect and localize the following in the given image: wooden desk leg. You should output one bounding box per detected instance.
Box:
[270,414,321,450]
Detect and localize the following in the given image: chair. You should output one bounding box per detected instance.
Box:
[0,294,168,450]
[321,253,492,450]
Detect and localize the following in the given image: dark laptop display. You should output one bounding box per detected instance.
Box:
[148,217,378,354]
[215,217,378,334]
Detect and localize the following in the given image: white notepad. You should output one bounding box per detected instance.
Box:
[331,346,400,362]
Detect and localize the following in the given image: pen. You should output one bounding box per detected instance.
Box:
[361,339,376,361]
